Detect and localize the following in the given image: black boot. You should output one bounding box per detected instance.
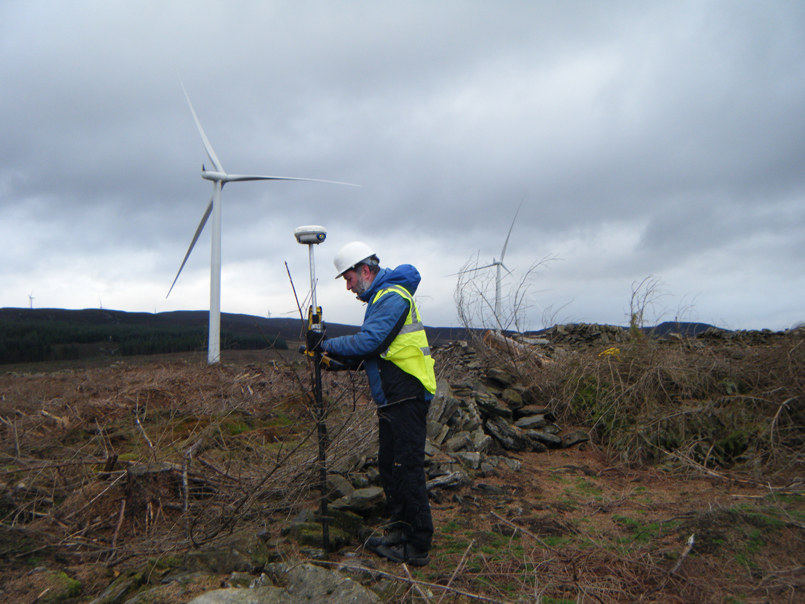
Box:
[365,528,404,554]
[375,542,430,567]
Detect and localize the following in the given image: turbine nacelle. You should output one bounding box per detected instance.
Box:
[201,169,227,182]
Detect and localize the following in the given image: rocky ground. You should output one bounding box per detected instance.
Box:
[0,324,803,603]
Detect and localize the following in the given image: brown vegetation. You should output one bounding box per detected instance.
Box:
[1,330,803,603]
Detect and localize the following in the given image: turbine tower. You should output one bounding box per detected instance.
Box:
[459,200,523,333]
[168,84,358,364]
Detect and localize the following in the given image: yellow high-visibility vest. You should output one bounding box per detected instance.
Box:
[372,284,437,394]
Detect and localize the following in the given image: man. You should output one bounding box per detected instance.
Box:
[305,241,437,566]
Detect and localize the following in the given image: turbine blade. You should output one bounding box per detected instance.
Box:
[501,263,514,277]
[181,81,225,173]
[500,198,524,262]
[225,174,360,186]
[167,198,213,298]
[449,263,497,276]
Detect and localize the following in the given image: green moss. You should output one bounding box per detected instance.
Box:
[36,571,82,603]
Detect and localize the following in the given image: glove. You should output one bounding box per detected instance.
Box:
[306,328,327,353]
[320,353,348,371]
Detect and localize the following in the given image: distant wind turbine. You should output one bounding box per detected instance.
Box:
[458,200,524,333]
[28,292,34,309]
[168,83,358,365]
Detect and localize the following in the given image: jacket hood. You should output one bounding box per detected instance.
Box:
[359,264,421,302]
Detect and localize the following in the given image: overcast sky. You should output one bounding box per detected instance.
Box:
[2,1,804,332]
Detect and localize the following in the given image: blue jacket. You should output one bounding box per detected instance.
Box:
[322,265,434,406]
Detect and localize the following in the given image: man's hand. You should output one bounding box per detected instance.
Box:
[320,354,347,371]
[306,328,327,353]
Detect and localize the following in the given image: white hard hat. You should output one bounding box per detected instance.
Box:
[334,241,376,278]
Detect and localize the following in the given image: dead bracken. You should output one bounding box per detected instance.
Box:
[0,326,803,603]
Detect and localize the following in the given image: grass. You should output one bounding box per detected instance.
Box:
[1,333,803,603]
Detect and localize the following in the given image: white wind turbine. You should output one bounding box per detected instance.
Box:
[167,84,358,364]
[459,200,523,333]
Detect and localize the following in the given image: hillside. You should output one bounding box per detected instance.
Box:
[0,324,802,603]
[0,308,472,364]
[1,307,716,368]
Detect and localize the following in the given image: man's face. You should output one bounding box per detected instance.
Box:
[343,265,371,296]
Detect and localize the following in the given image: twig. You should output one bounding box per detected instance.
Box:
[437,539,475,604]
[666,450,765,486]
[188,419,321,546]
[669,534,695,575]
[311,561,514,604]
[402,563,432,603]
[110,499,126,551]
[491,511,562,556]
[14,418,21,459]
[64,472,126,520]
[0,458,105,477]
[95,419,109,459]
[134,416,155,460]
[183,440,203,539]
[769,397,795,447]
[195,456,241,483]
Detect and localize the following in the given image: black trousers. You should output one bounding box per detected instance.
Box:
[377,398,434,551]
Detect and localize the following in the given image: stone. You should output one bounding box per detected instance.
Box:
[225,572,255,588]
[496,456,522,471]
[514,405,552,418]
[525,430,563,448]
[427,462,457,479]
[424,440,440,457]
[88,571,143,604]
[186,586,288,604]
[351,474,370,489]
[446,407,467,431]
[561,430,590,448]
[501,388,524,410]
[365,467,380,484]
[329,486,384,512]
[480,460,498,473]
[485,367,516,387]
[287,522,350,550]
[181,530,275,574]
[426,470,470,490]
[455,451,482,469]
[449,380,475,398]
[529,440,548,453]
[485,416,532,452]
[514,415,547,430]
[429,380,461,424]
[326,474,354,502]
[460,399,484,432]
[470,428,493,453]
[444,432,471,452]
[433,424,451,446]
[474,393,513,420]
[186,563,379,604]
